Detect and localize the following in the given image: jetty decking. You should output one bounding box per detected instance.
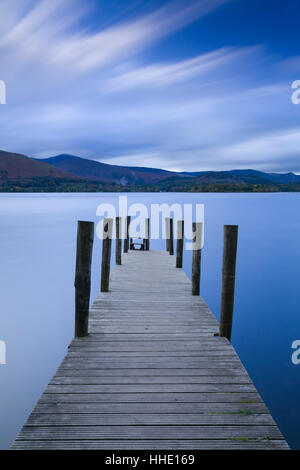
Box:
[12,250,289,449]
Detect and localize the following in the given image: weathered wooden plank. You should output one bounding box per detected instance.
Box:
[45,383,256,394]
[38,392,263,403]
[71,333,226,341]
[59,358,241,368]
[88,326,219,333]
[32,402,269,414]
[25,413,276,426]
[69,340,231,350]
[50,375,252,385]
[89,319,217,325]
[66,351,237,358]
[55,367,249,377]
[89,311,216,317]
[16,425,283,440]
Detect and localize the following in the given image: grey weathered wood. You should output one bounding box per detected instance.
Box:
[169,217,174,255]
[38,391,261,403]
[12,439,289,450]
[55,367,251,377]
[33,401,269,414]
[145,218,150,251]
[219,225,238,341]
[16,425,283,440]
[71,334,232,341]
[115,216,122,265]
[66,350,237,358]
[164,217,174,254]
[176,220,184,268]
[123,215,131,253]
[13,249,288,450]
[165,217,170,252]
[74,221,94,337]
[45,383,256,393]
[100,218,113,292]
[84,326,219,334]
[50,375,252,385]
[192,222,202,295]
[68,340,238,351]
[26,413,275,426]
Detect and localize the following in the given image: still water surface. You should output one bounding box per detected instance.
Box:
[0,192,299,449]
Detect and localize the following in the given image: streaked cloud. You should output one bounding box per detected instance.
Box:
[217,128,300,167]
[0,0,299,173]
[103,47,247,92]
[0,0,229,73]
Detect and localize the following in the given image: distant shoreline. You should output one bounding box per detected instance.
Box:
[1,184,300,194]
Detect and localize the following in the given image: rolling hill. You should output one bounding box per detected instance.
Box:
[0,150,78,180]
[37,154,176,186]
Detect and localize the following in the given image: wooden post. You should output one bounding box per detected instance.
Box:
[176,220,184,268]
[169,218,174,255]
[115,216,122,265]
[165,217,170,252]
[101,218,113,292]
[74,221,94,337]
[192,222,202,296]
[219,225,238,341]
[145,218,150,251]
[123,215,131,253]
[165,217,174,254]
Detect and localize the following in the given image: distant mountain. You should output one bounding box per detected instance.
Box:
[37,154,176,186]
[0,150,77,180]
[182,169,300,185]
[39,154,300,187]
[1,149,300,192]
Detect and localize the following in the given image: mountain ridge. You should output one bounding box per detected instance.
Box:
[0,149,300,192]
[36,153,300,186]
[37,154,179,186]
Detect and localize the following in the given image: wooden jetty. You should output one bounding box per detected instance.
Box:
[12,221,289,450]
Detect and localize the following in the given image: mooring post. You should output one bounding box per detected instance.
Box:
[145,218,150,251]
[176,220,184,268]
[101,218,113,292]
[192,222,202,295]
[219,225,238,341]
[165,217,174,254]
[116,216,122,265]
[165,217,170,252]
[74,221,94,337]
[169,218,174,255]
[128,216,132,250]
[123,215,131,253]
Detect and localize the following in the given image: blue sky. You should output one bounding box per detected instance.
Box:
[0,0,300,172]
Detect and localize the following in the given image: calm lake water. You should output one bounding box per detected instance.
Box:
[0,192,299,449]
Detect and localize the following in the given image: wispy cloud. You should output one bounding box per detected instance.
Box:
[54,0,229,72]
[0,0,229,73]
[217,128,300,168]
[0,0,298,172]
[103,47,246,92]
